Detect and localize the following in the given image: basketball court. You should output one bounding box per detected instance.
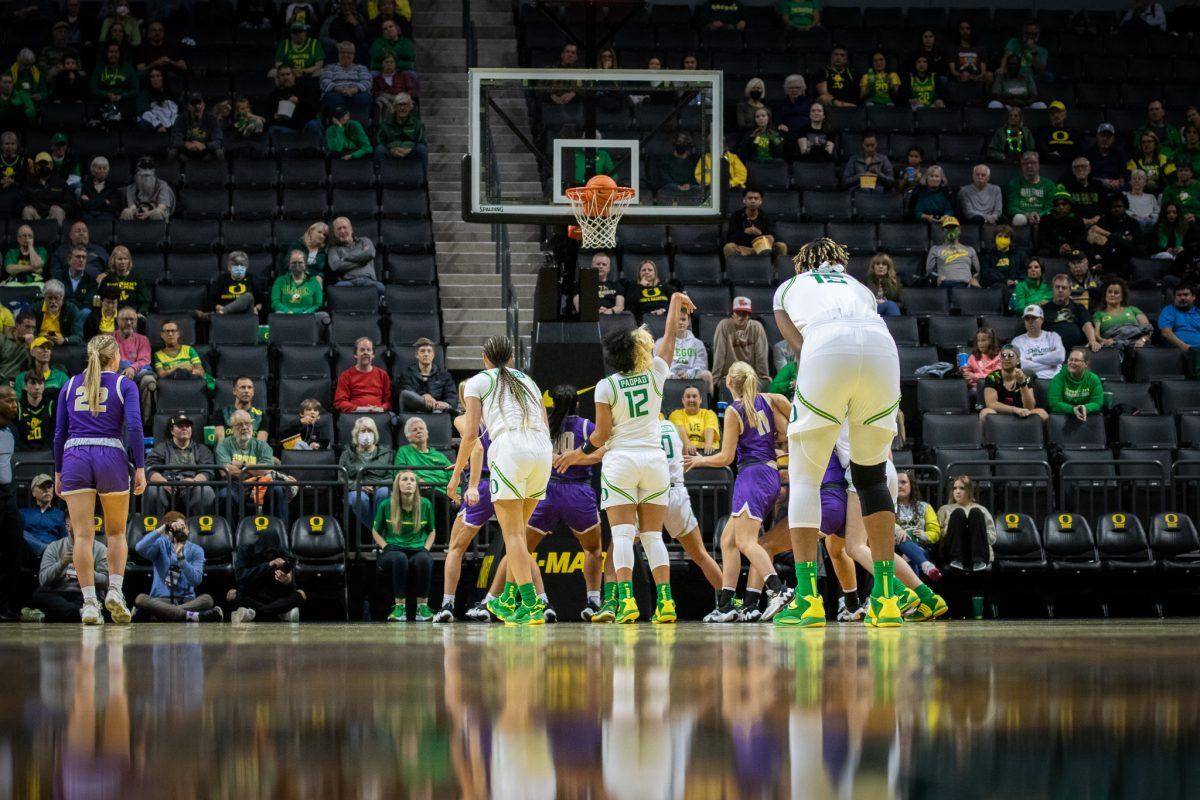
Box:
[4,621,1198,798]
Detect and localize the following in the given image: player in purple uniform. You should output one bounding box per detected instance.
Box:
[684,362,792,622]
[53,335,146,624]
[526,385,604,620]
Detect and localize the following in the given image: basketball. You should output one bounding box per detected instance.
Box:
[582,174,618,216]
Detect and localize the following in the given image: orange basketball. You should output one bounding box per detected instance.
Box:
[583,174,618,216]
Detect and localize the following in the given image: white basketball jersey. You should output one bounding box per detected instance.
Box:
[463,368,547,440]
[772,267,881,337]
[658,419,686,486]
[595,357,670,451]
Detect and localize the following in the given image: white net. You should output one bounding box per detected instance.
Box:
[565,186,637,249]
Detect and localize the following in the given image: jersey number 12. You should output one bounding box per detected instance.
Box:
[625,388,649,418]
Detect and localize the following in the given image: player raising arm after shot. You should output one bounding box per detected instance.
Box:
[54,334,146,624]
[772,238,904,628]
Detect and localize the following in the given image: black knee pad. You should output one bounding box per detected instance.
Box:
[851,461,894,516]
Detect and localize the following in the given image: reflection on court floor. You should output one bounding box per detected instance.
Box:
[1,622,1198,799]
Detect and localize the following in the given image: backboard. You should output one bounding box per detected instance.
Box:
[465,68,723,224]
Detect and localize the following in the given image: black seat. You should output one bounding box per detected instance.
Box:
[214,345,269,379]
[883,315,919,345]
[230,189,278,220]
[671,225,721,254]
[724,253,774,285]
[378,158,426,189]
[1048,415,1107,450]
[154,284,208,314]
[878,222,929,255]
[745,161,790,191]
[168,253,220,284]
[229,158,278,189]
[917,379,968,413]
[853,192,905,222]
[221,220,273,254]
[279,187,328,220]
[1182,415,1200,448]
[1043,513,1102,573]
[331,188,378,219]
[674,253,722,285]
[386,254,437,284]
[176,187,229,220]
[1150,513,1200,573]
[156,379,209,415]
[268,314,324,346]
[1106,382,1157,414]
[234,515,289,563]
[114,220,167,251]
[1118,414,1178,450]
[952,286,1003,316]
[329,159,376,190]
[897,345,938,377]
[329,315,382,346]
[992,513,1047,574]
[289,516,347,611]
[209,314,260,346]
[1088,348,1123,382]
[278,377,332,408]
[824,222,876,254]
[167,219,221,253]
[189,515,234,579]
[902,288,950,316]
[380,189,428,219]
[921,413,982,450]
[385,285,438,312]
[927,315,979,354]
[184,159,229,189]
[278,157,327,190]
[791,163,839,191]
[1095,512,1155,572]
[802,191,853,222]
[983,415,1045,449]
[326,285,381,314]
[1132,348,1186,382]
[1160,380,1200,415]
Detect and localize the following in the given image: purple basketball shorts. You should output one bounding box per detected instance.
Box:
[60,445,130,495]
[731,463,781,521]
[458,479,495,528]
[527,481,600,534]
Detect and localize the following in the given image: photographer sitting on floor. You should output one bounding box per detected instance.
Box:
[133,511,223,622]
[229,524,306,623]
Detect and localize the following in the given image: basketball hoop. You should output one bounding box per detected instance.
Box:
[565,175,637,249]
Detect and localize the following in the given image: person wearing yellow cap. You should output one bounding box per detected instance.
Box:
[14,335,68,398]
[925,216,981,294]
[20,152,73,224]
[1037,100,1079,163]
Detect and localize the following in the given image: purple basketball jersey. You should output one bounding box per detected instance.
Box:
[54,371,145,476]
[733,395,777,465]
[552,415,593,481]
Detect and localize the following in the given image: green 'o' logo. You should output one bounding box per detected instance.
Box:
[490,479,498,494]
[601,487,609,501]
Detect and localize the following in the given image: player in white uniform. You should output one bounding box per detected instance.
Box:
[456,335,552,626]
[771,238,905,628]
[558,291,695,623]
[658,418,724,589]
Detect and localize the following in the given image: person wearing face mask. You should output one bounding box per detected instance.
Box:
[340,416,396,534]
[120,157,174,220]
[20,152,73,223]
[653,132,696,192]
[737,77,768,133]
[197,251,257,322]
[980,224,1028,288]
[271,249,328,322]
[133,511,223,622]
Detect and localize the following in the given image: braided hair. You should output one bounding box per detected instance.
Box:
[792,236,850,274]
[482,335,535,423]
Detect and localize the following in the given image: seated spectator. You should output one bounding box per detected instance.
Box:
[937,475,996,572]
[273,22,324,81]
[279,398,328,450]
[134,66,177,133]
[145,414,216,516]
[48,53,88,105]
[1010,257,1052,312]
[21,152,73,223]
[1178,124,1200,174]
[78,156,122,221]
[335,337,391,413]
[958,164,1003,225]
[373,54,419,116]
[132,510,222,622]
[815,46,857,108]
[89,43,137,119]
[214,376,269,443]
[368,0,411,38]
[793,101,837,162]
[320,41,371,114]
[1126,169,1160,229]
[0,311,33,385]
[222,95,267,155]
[1121,0,1167,31]
[904,55,942,109]
[169,92,223,161]
[894,469,942,581]
[100,3,142,47]
[1043,274,1102,352]
[47,134,80,189]
[963,327,1002,392]
[860,51,900,106]
[39,21,76,81]
[229,511,305,623]
[15,335,68,397]
[656,312,713,395]
[980,343,1049,426]
[373,470,435,622]
[897,146,926,195]
[51,220,107,278]
[1012,304,1066,379]
[271,250,328,322]
[1086,194,1142,276]
[153,320,204,381]
[320,0,369,55]
[1094,277,1153,352]
[948,18,991,85]
[397,337,457,413]
[1128,131,1174,194]
[547,43,579,105]
[1038,101,1079,164]
[1038,191,1086,256]
[779,0,821,30]
[83,282,121,338]
[56,246,98,323]
[911,165,955,223]
[668,386,719,455]
[136,20,187,75]
[1061,157,1106,226]
[1006,151,1056,226]
[341,416,395,530]
[1003,20,1050,83]
[652,131,696,191]
[285,221,329,281]
[712,296,769,381]
[1152,202,1188,259]
[701,0,746,29]
[369,18,414,71]
[0,73,36,131]
[218,408,294,526]
[625,258,674,323]
[0,132,24,216]
[3,224,46,287]
[1158,284,1200,363]
[571,251,625,315]
[736,77,768,133]
[842,132,894,192]
[374,93,426,170]
[980,224,1028,288]
[1082,124,1127,192]
[328,216,383,293]
[394,416,452,494]
[723,187,787,261]
[120,157,175,221]
[17,371,54,449]
[987,106,1036,163]
[21,474,66,558]
[1066,250,1102,310]
[1048,347,1104,420]
[990,53,1042,109]
[23,528,107,622]
[197,251,257,322]
[1163,159,1200,223]
[326,105,372,160]
[926,216,980,290]
[114,306,156,418]
[737,107,785,163]
[1135,98,1181,153]
[10,48,43,103]
[267,64,323,138]
[866,253,901,315]
[33,280,82,345]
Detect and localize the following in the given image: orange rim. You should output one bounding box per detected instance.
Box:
[564,185,637,203]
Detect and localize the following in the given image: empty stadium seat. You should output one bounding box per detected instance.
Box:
[926,315,979,353]
[1132,348,1186,382]
[1118,415,1178,449]
[883,315,919,345]
[1150,513,1200,573]
[917,379,969,413]
[901,288,950,316]
[214,345,270,379]
[921,413,982,451]
[992,513,1047,574]
[268,314,324,346]
[209,314,260,346]
[329,315,382,346]
[1160,380,1200,415]
[1106,382,1157,414]
[1043,513,1102,573]
[897,345,938,376]
[983,415,1045,449]
[1095,513,1155,572]
[1048,415,1107,450]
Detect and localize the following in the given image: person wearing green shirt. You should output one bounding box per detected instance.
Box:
[1091,278,1152,348]
[326,107,372,160]
[274,24,324,77]
[14,336,67,399]
[0,74,36,126]
[89,43,138,107]
[777,0,820,30]
[1047,348,1104,419]
[216,409,292,527]
[4,224,47,287]
[214,377,268,442]
[394,417,452,494]
[369,20,415,70]
[272,251,327,321]
[1010,258,1052,312]
[1174,125,1200,175]
[768,359,797,398]
[375,94,426,169]
[372,471,436,621]
[153,319,205,379]
[860,51,901,106]
[571,147,615,184]
[1162,159,1200,222]
[1006,151,1057,225]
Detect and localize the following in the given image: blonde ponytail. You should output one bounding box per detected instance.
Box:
[84,335,118,416]
[628,326,654,374]
[729,361,766,434]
